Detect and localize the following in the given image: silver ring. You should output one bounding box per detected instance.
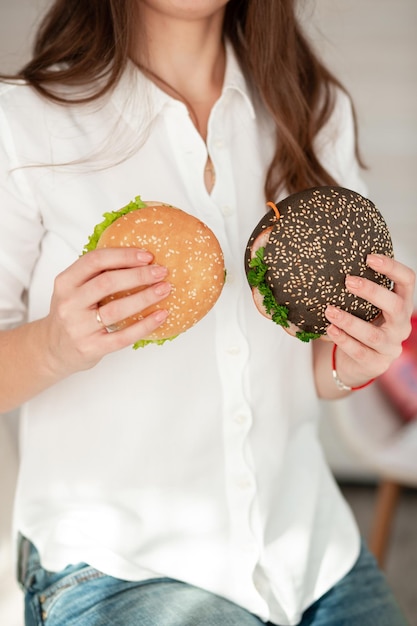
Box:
[96,307,118,333]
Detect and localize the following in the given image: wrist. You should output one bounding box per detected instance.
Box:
[331,344,376,392]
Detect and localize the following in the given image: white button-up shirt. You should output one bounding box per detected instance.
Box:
[0,44,367,625]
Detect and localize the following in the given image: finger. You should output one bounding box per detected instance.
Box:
[344,280,411,344]
[81,264,169,309]
[325,305,388,354]
[344,274,399,323]
[65,248,155,288]
[99,308,170,350]
[325,322,392,380]
[367,254,415,308]
[97,281,172,330]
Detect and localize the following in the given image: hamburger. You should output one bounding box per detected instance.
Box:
[83,196,225,348]
[244,186,394,342]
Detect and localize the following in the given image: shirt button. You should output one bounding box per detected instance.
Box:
[236,476,253,490]
[221,205,234,216]
[226,272,235,284]
[227,345,241,355]
[213,138,224,149]
[234,414,247,425]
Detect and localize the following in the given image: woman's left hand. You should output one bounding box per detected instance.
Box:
[324,254,416,389]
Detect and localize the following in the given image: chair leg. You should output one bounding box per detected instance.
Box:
[369,480,401,568]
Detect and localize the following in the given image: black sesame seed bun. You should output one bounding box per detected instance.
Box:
[245,186,394,340]
[96,201,225,344]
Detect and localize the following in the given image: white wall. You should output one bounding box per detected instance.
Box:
[307,0,417,281]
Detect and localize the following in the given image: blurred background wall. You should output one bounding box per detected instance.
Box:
[0,1,416,624]
[306,0,417,280]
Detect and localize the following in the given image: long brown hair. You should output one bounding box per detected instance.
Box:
[3,0,363,199]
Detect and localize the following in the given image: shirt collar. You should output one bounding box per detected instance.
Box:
[111,39,256,126]
[221,40,256,120]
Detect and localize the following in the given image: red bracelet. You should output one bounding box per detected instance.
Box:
[331,344,376,391]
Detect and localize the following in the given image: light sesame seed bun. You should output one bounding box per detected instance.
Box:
[96,201,225,344]
[245,186,394,342]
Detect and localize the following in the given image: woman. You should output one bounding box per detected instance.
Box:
[0,1,414,624]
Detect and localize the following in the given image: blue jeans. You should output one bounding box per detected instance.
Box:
[18,537,408,625]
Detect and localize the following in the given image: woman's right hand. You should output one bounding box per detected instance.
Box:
[41,247,171,378]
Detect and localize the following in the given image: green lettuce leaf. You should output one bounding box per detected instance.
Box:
[295,330,321,342]
[132,335,178,350]
[248,247,320,342]
[82,195,147,255]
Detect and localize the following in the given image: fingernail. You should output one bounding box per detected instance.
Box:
[154,310,169,323]
[367,254,384,267]
[346,275,362,289]
[326,305,342,320]
[151,265,168,279]
[327,324,341,337]
[154,282,171,296]
[136,250,153,262]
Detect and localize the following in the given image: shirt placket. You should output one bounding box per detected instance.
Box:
[208,98,268,609]
[164,97,268,615]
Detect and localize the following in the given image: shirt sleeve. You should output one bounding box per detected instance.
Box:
[0,100,45,330]
[315,87,368,197]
